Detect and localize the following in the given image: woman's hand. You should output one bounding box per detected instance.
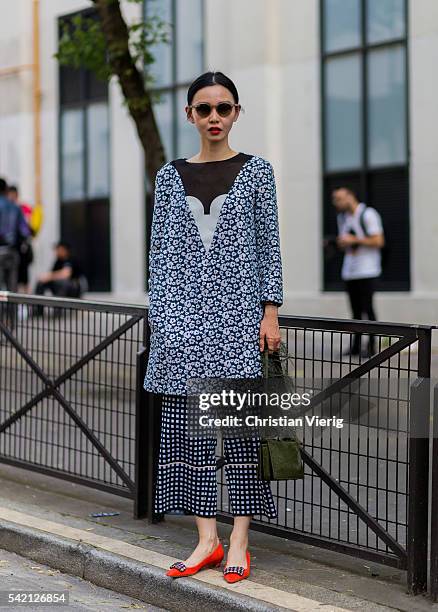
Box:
[259,304,281,353]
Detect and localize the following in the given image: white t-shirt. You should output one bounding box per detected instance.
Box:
[337,203,383,281]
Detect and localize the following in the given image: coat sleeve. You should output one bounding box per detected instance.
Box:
[148,165,169,296]
[254,160,283,307]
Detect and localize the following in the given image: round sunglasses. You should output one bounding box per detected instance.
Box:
[188,102,240,119]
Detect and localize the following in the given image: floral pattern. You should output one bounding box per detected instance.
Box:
[143,155,283,396]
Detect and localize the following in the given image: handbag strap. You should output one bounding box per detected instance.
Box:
[261,348,302,445]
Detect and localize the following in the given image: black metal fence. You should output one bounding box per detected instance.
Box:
[141,313,436,596]
[1,292,437,597]
[0,292,147,502]
[213,317,432,594]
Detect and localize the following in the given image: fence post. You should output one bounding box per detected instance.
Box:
[134,345,149,519]
[430,383,438,601]
[134,318,164,523]
[407,330,431,594]
[146,390,163,523]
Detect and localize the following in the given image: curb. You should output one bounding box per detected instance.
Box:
[0,519,281,612]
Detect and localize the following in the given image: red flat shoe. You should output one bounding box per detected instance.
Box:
[166,542,224,578]
[223,551,251,583]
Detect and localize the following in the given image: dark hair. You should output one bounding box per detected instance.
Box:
[0,178,7,194]
[187,71,239,105]
[55,240,71,251]
[332,185,360,201]
[8,185,17,194]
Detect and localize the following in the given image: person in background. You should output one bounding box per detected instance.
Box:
[332,186,385,357]
[0,178,31,293]
[7,186,32,225]
[8,185,33,294]
[35,241,84,299]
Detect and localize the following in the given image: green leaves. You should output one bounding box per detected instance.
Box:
[56,14,110,81]
[55,6,170,87]
[129,15,170,69]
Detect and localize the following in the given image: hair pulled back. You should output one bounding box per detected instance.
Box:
[187,71,239,105]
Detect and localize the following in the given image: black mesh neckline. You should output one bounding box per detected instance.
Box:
[180,152,247,165]
[171,153,252,214]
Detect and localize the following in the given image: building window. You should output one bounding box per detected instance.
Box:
[86,102,110,198]
[144,0,204,160]
[61,109,85,201]
[321,0,409,291]
[58,10,111,292]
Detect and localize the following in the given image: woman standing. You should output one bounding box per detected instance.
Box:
[143,71,283,583]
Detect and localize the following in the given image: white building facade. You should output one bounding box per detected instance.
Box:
[0,0,437,325]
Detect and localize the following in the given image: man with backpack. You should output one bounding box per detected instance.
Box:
[332,186,385,357]
[0,177,31,293]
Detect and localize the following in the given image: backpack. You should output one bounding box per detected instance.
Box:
[358,206,390,271]
[338,206,389,270]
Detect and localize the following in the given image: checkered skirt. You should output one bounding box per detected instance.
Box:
[155,393,278,518]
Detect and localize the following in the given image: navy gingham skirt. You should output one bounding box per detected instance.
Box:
[154,393,278,518]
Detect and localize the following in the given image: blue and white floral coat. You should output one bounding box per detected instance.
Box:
[143,155,283,396]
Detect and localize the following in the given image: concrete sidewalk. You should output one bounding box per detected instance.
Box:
[0,463,435,612]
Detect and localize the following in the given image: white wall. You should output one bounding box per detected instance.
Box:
[0,0,34,201]
[110,1,145,298]
[36,0,89,287]
[409,0,438,295]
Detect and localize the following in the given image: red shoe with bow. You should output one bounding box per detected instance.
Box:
[166,541,224,578]
[223,551,251,583]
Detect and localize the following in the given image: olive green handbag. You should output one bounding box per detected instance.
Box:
[258,346,304,481]
[258,437,304,481]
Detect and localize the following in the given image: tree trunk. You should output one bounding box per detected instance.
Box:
[93,0,165,184]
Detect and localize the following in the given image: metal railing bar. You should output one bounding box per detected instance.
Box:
[279,314,435,334]
[49,385,135,492]
[305,335,415,413]
[55,316,142,386]
[0,315,141,429]
[301,448,407,560]
[0,320,136,492]
[0,455,134,498]
[0,291,147,317]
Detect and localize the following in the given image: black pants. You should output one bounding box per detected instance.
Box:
[345,277,377,354]
[0,248,20,331]
[33,279,81,317]
[35,279,80,298]
[0,247,19,292]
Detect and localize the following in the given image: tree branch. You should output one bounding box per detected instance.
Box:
[93,0,165,182]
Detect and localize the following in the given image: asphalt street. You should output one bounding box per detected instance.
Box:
[0,548,166,612]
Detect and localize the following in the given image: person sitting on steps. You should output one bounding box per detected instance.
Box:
[34,241,87,301]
